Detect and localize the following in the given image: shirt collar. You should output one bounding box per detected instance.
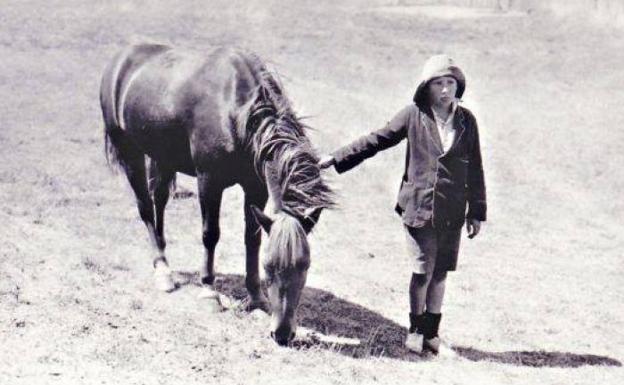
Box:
[432,101,457,126]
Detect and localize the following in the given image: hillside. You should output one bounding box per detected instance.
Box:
[1,1,622,384]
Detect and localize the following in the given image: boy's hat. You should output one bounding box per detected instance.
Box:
[413,54,466,109]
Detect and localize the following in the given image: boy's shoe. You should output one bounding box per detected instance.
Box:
[423,336,457,358]
[422,312,457,357]
[405,331,424,353]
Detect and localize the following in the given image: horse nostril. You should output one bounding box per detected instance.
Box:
[290,331,296,341]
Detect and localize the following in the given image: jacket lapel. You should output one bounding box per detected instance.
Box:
[444,107,467,156]
[421,111,444,155]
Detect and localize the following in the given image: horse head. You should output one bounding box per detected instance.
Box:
[245,83,333,345]
[251,205,322,346]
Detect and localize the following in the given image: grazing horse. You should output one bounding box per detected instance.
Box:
[99,44,334,345]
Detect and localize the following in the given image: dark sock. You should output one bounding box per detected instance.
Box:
[409,313,426,334]
[424,312,442,339]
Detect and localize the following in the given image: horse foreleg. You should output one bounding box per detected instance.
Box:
[242,187,270,312]
[197,173,223,300]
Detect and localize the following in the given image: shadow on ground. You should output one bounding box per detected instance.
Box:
[452,346,621,368]
[173,271,621,367]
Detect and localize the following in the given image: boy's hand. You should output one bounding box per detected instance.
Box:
[466,218,481,239]
[318,155,335,169]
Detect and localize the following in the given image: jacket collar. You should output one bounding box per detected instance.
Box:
[421,105,467,156]
[421,110,443,154]
[431,101,458,125]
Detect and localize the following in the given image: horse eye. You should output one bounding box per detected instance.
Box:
[264,266,276,284]
[265,274,276,286]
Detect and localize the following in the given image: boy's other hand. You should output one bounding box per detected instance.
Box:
[466,218,481,239]
[318,155,335,169]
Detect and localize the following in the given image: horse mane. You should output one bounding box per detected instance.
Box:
[237,53,335,218]
[264,213,310,270]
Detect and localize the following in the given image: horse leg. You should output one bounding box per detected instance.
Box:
[242,185,270,312]
[116,139,175,292]
[196,172,223,300]
[147,159,176,292]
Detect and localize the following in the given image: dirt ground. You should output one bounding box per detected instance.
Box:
[1,1,623,384]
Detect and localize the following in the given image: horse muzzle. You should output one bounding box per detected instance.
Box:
[270,328,296,346]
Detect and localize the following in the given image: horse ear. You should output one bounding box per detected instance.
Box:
[250,205,273,233]
[302,207,323,234]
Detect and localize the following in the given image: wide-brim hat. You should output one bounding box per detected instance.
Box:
[413,54,466,110]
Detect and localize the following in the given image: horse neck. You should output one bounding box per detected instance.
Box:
[242,88,334,217]
[255,116,310,210]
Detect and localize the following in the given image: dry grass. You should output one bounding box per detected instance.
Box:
[1,1,623,384]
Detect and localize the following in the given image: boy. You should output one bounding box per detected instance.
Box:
[320,55,486,355]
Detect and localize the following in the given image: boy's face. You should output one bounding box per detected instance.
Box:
[428,76,457,110]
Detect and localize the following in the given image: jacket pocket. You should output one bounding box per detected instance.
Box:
[397,181,430,215]
[397,180,414,211]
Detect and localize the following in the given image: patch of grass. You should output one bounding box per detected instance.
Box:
[80,256,108,277]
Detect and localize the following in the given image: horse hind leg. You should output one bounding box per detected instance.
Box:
[111,132,176,292]
[147,159,177,292]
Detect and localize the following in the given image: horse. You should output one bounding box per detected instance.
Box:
[99,44,334,345]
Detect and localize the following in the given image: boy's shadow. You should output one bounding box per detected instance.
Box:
[175,272,621,367]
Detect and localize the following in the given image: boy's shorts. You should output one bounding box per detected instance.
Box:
[404,222,462,274]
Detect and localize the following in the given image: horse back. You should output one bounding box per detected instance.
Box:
[101,44,259,177]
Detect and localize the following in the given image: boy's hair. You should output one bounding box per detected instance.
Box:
[413,55,466,110]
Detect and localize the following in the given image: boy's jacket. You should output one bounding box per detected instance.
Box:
[332,104,486,229]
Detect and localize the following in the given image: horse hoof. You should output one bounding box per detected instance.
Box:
[154,269,176,292]
[218,293,237,310]
[242,296,270,313]
[197,285,219,300]
[204,298,223,313]
[198,286,224,313]
[250,308,269,321]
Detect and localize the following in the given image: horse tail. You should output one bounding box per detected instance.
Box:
[100,50,126,169]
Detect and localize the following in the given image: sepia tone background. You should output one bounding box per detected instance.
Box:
[1,1,622,384]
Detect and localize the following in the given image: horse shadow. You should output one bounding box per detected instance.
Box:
[173,272,621,367]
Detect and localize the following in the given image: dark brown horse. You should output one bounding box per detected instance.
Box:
[100,44,334,345]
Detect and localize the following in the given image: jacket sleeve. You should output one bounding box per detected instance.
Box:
[331,106,409,174]
[466,114,487,221]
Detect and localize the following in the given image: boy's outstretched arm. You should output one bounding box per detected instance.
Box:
[319,155,335,169]
[322,106,411,174]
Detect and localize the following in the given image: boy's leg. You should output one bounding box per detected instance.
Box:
[425,269,447,313]
[406,273,429,352]
[422,224,461,356]
[404,224,437,352]
[410,272,432,315]
[423,269,456,356]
